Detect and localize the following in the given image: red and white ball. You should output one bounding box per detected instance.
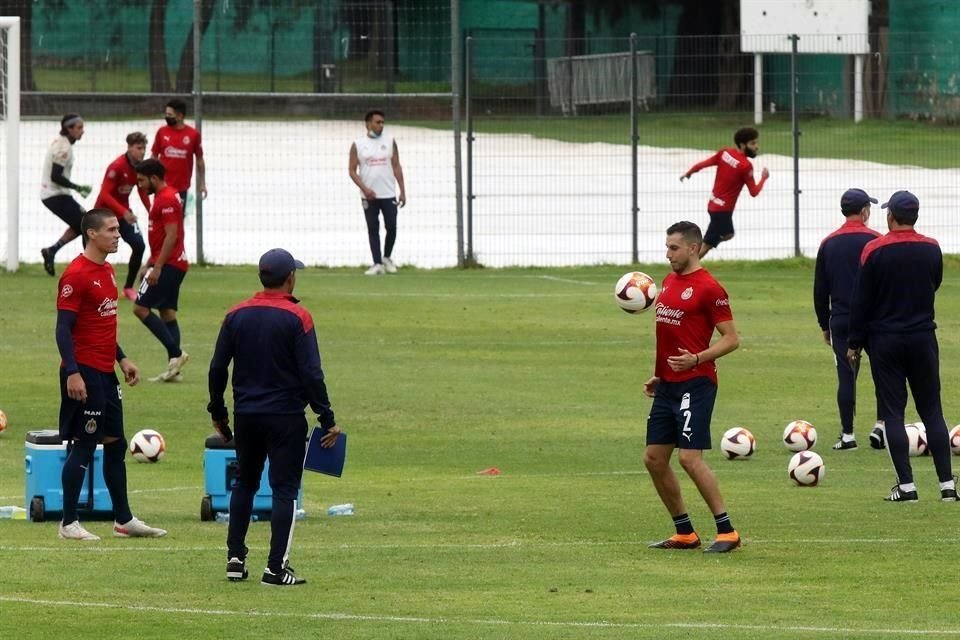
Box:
[613,271,658,314]
[905,423,927,457]
[788,451,825,486]
[949,425,960,455]
[719,427,756,460]
[130,428,166,463]
[783,420,817,452]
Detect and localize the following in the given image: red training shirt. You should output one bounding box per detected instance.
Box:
[151,124,203,192]
[57,255,119,373]
[654,268,734,385]
[148,185,189,272]
[95,153,151,218]
[686,147,766,213]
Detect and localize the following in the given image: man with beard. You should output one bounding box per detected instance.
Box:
[680,127,770,259]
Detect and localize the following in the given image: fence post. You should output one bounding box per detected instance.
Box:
[630,33,638,264]
[464,35,474,264]
[193,0,205,265]
[452,0,465,267]
[790,33,800,258]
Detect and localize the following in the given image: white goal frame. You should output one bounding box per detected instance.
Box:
[1,16,20,272]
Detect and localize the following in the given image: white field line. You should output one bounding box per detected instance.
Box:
[0,485,200,502]
[2,596,959,636]
[534,275,602,285]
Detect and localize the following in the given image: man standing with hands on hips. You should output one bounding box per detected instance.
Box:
[208,248,342,586]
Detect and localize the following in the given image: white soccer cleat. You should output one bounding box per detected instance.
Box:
[150,353,189,382]
[114,517,167,538]
[382,257,398,274]
[365,264,385,276]
[58,520,100,541]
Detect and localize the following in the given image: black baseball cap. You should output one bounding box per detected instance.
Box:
[258,248,304,284]
[882,190,920,217]
[840,188,878,214]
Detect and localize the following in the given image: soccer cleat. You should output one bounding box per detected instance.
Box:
[884,485,918,502]
[832,437,858,450]
[382,257,398,274]
[151,352,189,382]
[58,520,100,541]
[648,532,701,549]
[122,287,138,301]
[113,517,167,538]
[365,263,385,276]
[261,566,306,586]
[226,557,248,581]
[941,488,959,502]
[41,248,56,277]
[870,425,886,450]
[703,531,741,553]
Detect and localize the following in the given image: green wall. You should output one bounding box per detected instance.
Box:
[888,0,960,117]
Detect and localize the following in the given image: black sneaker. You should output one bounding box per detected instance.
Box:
[884,484,918,502]
[41,248,55,277]
[647,533,701,549]
[870,427,886,450]
[261,567,306,586]
[226,557,248,581]
[832,437,857,450]
[703,531,741,553]
[942,476,959,502]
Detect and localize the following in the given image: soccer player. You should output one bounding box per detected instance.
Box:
[55,208,166,540]
[40,114,93,277]
[643,221,742,553]
[847,191,957,502]
[680,127,770,259]
[208,248,341,586]
[813,188,885,451]
[151,98,206,204]
[132,159,189,383]
[349,109,407,275]
[95,132,151,301]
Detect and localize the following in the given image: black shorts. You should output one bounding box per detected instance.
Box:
[703,211,735,247]
[136,264,186,310]
[59,364,124,444]
[646,376,717,449]
[43,195,85,233]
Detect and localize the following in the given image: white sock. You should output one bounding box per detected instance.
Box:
[939,479,956,491]
[841,433,856,443]
[900,482,917,492]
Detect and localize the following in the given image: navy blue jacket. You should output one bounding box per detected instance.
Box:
[848,228,942,350]
[207,290,336,428]
[813,218,881,330]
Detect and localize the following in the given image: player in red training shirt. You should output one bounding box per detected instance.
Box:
[643,221,742,553]
[133,159,189,383]
[95,131,151,301]
[681,127,770,258]
[55,208,166,540]
[152,98,206,203]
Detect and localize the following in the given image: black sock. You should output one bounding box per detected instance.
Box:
[102,440,133,524]
[165,320,181,350]
[48,238,67,255]
[60,444,94,525]
[140,313,181,359]
[672,513,695,535]
[714,511,734,535]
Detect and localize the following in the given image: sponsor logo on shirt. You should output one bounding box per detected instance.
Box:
[97,298,118,317]
[721,150,740,168]
[716,298,730,307]
[681,287,693,300]
[61,284,74,298]
[655,303,684,326]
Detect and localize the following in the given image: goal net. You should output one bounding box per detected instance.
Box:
[0,17,20,271]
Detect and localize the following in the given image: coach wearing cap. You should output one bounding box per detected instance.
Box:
[846,191,957,503]
[207,248,342,586]
[814,188,882,451]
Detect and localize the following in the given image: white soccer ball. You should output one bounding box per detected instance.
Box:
[949,425,960,455]
[905,423,927,457]
[783,420,817,452]
[130,428,166,463]
[613,271,658,314]
[788,451,825,486]
[719,427,756,460]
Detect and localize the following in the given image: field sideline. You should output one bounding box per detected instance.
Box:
[1,262,959,640]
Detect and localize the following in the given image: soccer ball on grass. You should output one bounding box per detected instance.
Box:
[788,451,825,486]
[130,428,166,463]
[783,419,817,452]
[719,427,756,460]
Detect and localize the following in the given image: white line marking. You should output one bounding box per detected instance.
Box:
[0,485,201,501]
[534,275,600,286]
[1,596,958,635]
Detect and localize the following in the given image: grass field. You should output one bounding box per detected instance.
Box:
[1,261,960,639]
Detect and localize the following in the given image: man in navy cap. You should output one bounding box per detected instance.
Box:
[207,248,342,585]
[847,191,957,502]
[814,188,883,450]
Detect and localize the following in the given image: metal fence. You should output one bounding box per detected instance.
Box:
[2,1,960,270]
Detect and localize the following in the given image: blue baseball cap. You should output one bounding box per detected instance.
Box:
[258,248,304,283]
[881,190,920,219]
[840,188,877,214]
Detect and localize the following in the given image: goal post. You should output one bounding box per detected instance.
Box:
[0,16,20,272]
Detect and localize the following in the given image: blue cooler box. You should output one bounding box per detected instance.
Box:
[25,429,113,522]
[201,434,303,521]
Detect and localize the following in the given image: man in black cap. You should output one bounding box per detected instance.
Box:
[847,191,957,502]
[207,248,342,585]
[814,188,882,450]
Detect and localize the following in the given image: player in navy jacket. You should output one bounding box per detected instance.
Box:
[846,191,957,502]
[813,189,881,450]
[207,248,342,585]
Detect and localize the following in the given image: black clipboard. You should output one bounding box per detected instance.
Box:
[303,427,346,477]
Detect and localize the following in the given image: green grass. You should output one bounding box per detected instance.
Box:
[1,262,960,639]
